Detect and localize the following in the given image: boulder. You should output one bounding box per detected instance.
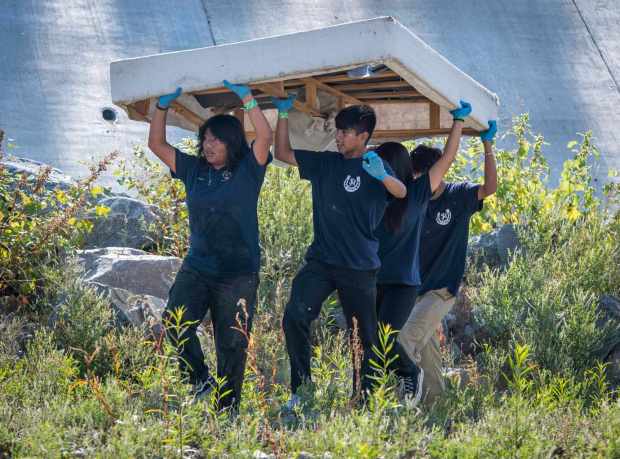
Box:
[468,224,520,268]
[77,247,181,300]
[1,155,75,191]
[83,196,163,250]
[88,282,166,335]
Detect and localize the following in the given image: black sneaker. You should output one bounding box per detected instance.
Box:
[399,368,424,407]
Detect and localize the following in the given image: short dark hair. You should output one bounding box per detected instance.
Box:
[198,114,249,170]
[335,105,376,144]
[410,144,442,174]
[377,142,413,232]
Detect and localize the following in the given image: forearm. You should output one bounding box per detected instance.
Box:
[242,94,273,164]
[148,107,168,148]
[147,107,175,171]
[480,141,497,197]
[383,175,407,198]
[274,117,297,166]
[428,120,463,191]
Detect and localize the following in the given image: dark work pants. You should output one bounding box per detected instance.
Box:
[376,284,419,378]
[282,259,379,397]
[163,263,258,409]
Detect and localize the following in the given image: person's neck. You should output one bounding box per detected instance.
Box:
[209,162,226,170]
[341,147,366,159]
[431,181,447,200]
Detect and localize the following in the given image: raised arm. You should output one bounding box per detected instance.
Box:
[147,87,181,173]
[223,80,273,165]
[271,95,298,166]
[478,120,498,199]
[427,100,472,192]
[362,151,407,198]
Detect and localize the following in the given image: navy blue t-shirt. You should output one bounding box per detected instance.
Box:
[171,147,271,276]
[376,173,432,286]
[419,182,483,296]
[295,149,392,271]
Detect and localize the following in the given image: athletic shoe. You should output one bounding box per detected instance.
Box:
[399,367,424,407]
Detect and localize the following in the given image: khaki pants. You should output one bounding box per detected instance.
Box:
[397,288,456,405]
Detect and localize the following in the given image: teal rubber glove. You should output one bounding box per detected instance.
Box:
[450,100,472,121]
[158,87,182,109]
[271,94,297,112]
[480,120,497,142]
[362,151,387,181]
[223,80,252,99]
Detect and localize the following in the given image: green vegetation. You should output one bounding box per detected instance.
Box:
[1,116,619,458]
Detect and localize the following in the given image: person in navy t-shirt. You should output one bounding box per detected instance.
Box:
[147,82,273,410]
[375,101,473,404]
[398,120,498,405]
[272,94,407,408]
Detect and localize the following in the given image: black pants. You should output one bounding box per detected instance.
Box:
[163,263,258,409]
[376,283,419,377]
[282,259,379,397]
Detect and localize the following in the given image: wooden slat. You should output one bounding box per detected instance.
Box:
[367,98,430,105]
[245,127,479,141]
[304,80,318,110]
[429,102,441,129]
[300,77,363,105]
[169,101,204,127]
[127,103,150,122]
[353,90,421,99]
[133,99,150,117]
[372,128,478,139]
[255,83,322,117]
[331,80,411,91]
[315,70,399,83]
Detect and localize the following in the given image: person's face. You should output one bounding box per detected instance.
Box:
[202,129,228,168]
[335,128,368,156]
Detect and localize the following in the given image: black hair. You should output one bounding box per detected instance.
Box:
[376,142,413,232]
[198,114,249,170]
[335,105,376,144]
[410,144,442,174]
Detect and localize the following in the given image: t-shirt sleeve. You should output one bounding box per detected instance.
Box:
[410,173,432,206]
[461,182,483,215]
[294,149,323,181]
[245,142,273,185]
[170,148,199,184]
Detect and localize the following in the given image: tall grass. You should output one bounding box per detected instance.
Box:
[1,117,619,457]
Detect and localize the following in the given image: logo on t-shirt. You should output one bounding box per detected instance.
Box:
[436,209,452,226]
[343,175,361,192]
[222,170,232,181]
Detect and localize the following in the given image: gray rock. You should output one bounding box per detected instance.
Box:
[88,282,166,333]
[1,155,75,190]
[598,295,620,322]
[77,247,181,299]
[468,224,520,268]
[253,451,275,459]
[84,196,162,250]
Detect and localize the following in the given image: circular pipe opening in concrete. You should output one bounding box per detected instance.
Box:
[102,107,117,122]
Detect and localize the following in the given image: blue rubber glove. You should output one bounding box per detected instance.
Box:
[450,100,472,121]
[223,80,252,99]
[480,120,497,142]
[362,151,387,181]
[158,87,182,109]
[271,94,297,112]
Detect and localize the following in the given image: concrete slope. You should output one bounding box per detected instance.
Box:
[1,0,619,183]
[0,0,214,180]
